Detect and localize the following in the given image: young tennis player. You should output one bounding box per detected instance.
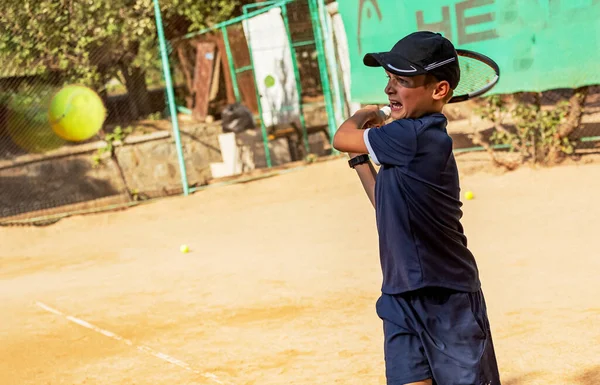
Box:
[333,31,501,385]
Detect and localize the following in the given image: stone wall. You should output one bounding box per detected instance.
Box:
[0,122,222,220]
[114,124,224,196]
[0,120,331,221]
[0,151,127,219]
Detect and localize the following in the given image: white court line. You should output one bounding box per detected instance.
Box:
[35,301,228,385]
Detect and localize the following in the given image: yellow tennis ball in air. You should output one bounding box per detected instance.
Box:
[464,191,475,200]
[6,108,66,153]
[48,85,106,142]
[180,244,190,253]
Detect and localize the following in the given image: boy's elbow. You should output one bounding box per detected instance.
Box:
[332,130,342,151]
[333,125,349,151]
[332,127,367,153]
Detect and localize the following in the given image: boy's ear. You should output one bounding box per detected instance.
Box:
[431,80,451,101]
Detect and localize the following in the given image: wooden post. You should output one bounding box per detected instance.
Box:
[192,41,217,121]
[176,43,195,110]
[215,33,236,105]
[226,26,259,115]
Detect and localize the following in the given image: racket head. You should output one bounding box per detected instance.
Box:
[448,49,500,104]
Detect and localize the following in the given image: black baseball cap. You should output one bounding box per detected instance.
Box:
[363,31,460,89]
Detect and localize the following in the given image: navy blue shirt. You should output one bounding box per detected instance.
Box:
[364,113,480,295]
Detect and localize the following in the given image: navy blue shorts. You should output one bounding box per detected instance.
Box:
[376,288,501,385]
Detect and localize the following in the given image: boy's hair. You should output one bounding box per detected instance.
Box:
[428,66,460,91]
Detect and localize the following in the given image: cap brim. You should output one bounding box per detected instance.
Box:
[363,52,426,76]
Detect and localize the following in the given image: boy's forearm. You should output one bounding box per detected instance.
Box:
[349,153,377,208]
[343,113,371,131]
[333,110,377,154]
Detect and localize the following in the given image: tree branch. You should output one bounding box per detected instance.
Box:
[472,125,520,171]
[558,86,588,138]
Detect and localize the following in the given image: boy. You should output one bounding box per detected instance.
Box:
[332,31,501,385]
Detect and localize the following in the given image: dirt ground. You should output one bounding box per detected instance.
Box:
[1,155,599,385]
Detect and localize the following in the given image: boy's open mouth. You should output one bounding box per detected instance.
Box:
[390,101,403,112]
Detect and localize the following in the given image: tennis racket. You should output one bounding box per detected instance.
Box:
[379,49,500,118]
[449,49,500,104]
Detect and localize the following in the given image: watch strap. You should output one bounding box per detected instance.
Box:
[348,154,370,168]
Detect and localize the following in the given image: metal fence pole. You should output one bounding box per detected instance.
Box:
[281,3,310,154]
[308,0,337,152]
[243,5,273,168]
[152,0,190,195]
[317,0,345,127]
[221,26,241,102]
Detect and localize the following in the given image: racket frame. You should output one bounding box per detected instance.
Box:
[448,49,500,104]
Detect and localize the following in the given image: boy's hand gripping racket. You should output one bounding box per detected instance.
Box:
[378,105,392,120]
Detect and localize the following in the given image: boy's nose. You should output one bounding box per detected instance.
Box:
[385,82,395,95]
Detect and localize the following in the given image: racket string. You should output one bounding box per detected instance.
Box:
[454,56,498,96]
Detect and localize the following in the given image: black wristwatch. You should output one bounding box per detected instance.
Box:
[348,154,370,168]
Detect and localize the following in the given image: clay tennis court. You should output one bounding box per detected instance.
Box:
[1,155,599,385]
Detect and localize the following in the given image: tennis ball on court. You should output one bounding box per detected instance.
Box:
[48,85,106,142]
[180,244,190,253]
[464,191,475,200]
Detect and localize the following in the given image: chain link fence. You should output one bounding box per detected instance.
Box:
[168,0,341,186]
[446,86,600,162]
[2,0,598,224]
[0,0,345,225]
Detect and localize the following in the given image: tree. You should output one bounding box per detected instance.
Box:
[474,88,588,169]
[0,0,242,120]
